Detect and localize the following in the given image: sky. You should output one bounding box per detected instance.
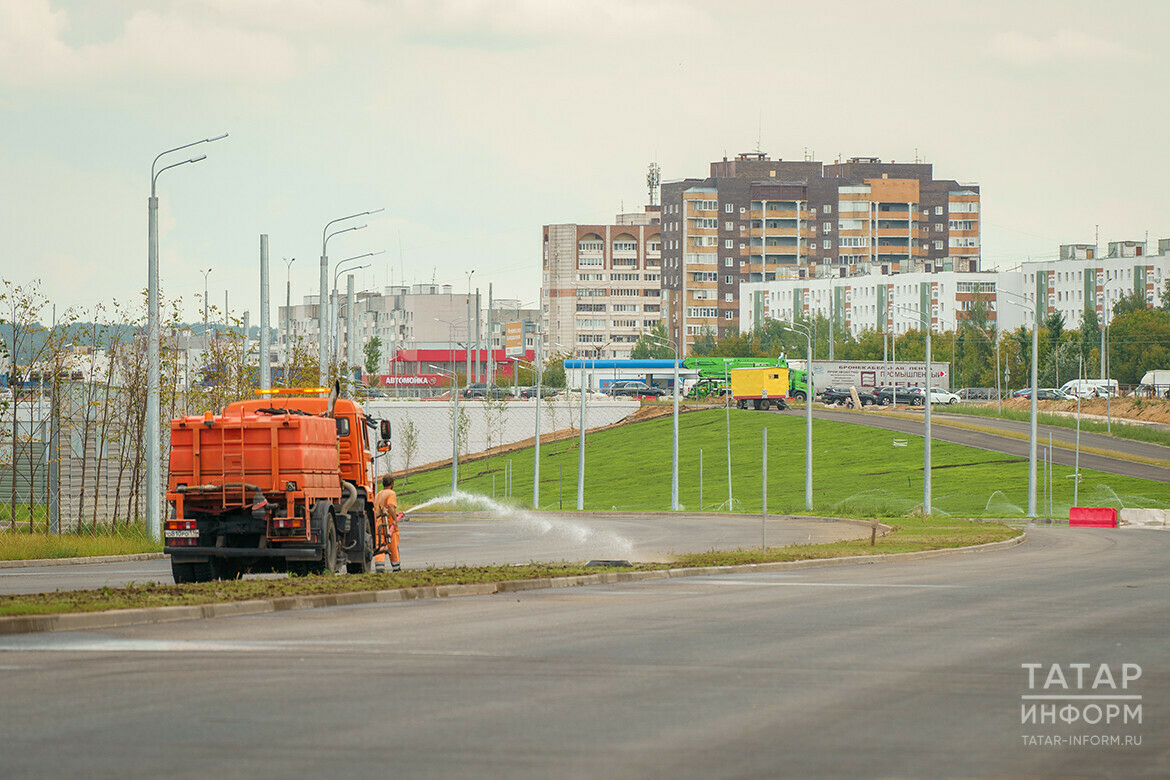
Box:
[1,0,1168,324]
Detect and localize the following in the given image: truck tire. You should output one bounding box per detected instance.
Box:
[171,560,196,584]
[311,513,340,575]
[190,561,217,582]
[347,518,376,574]
[793,391,806,402]
[759,399,770,411]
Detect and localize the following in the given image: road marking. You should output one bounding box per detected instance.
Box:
[694,579,964,589]
[0,636,501,655]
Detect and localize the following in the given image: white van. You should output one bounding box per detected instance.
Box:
[1059,379,1118,398]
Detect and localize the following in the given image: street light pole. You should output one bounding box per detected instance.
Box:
[320,209,382,384]
[1001,290,1039,517]
[786,322,814,510]
[332,252,380,364]
[430,365,460,496]
[649,335,680,511]
[284,257,294,384]
[147,132,226,542]
[200,268,212,329]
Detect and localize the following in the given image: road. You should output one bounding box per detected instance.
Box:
[0,526,1165,778]
[788,407,1170,482]
[0,511,867,594]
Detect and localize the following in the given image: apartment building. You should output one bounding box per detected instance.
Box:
[659,152,981,355]
[740,239,1170,338]
[542,206,663,359]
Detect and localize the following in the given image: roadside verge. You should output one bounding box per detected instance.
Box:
[0,534,1025,636]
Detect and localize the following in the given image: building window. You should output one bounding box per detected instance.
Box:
[822,221,832,232]
[725,292,734,302]
[725,239,733,248]
[724,258,733,267]
[725,275,733,283]
[725,203,733,213]
[934,206,943,215]
[824,205,832,214]
[725,311,735,320]
[823,239,831,249]
[934,223,943,232]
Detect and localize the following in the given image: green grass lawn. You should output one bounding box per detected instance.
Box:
[397,408,1170,519]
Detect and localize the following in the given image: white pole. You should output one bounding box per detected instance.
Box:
[577,357,586,511]
[259,235,270,390]
[761,427,767,552]
[533,332,542,510]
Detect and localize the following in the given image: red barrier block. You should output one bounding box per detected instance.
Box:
[1069,507,1118,528]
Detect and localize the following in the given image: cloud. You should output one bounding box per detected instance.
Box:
[990,29,1138,66]
[0,0,300,87]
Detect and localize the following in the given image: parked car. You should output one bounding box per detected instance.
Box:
[518,385,558,399]
[926,388,961,405]
[874,386,916,406]
[957,387,997,401]
[607,380,665,398]
[463,383,510,399]
[819,387,879,407]
[1014,387,1075,401]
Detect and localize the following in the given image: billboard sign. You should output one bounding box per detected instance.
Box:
[505,321,527,357]
[810,361,950,391]
[376,373,446,387]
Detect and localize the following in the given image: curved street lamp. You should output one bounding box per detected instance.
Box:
[146,132,227,542]
[319,209,382,383]
[783,321,814,510]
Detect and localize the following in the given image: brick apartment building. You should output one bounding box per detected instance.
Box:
[659,152,981,355]
[542,206,663,359]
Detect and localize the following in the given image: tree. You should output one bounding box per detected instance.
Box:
[399,418,419,483]
[1044,311,1066,344]
[362,336,382,377]
[1112,288,1148,317]
[542,354,566,388]
[1078,307,1100,371]
[630,323,674,359]
[1105,308,1170,384]
[690,327,717,357]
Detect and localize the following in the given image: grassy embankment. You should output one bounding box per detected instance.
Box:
[397,407,1170,519]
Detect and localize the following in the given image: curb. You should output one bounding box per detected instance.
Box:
[0,553,167,569]
[0,533,1025,636]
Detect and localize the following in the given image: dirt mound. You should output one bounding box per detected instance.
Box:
[993,397,1170,425]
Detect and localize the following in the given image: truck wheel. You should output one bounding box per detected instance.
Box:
[190,561,216,582]
[347,519,375,574]
[312,515,340,575]
[171,560,196,584]
[794,392,806,402]
[759,399,770,411]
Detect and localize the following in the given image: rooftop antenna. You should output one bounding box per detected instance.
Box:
[647,162,661,206]
[756,110,763,153]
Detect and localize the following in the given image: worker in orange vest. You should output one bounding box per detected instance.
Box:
[373,475,402,573]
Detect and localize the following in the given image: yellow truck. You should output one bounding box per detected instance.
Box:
[730,366,789,411]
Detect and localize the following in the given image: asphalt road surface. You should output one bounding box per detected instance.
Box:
[791,407,1170,482]
[0,527,1165,778]
[0,512,866,594]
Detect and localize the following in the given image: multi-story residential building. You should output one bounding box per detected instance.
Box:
[740,239,1170,340]
[660,152,981,355]
[542,206,662,359]
[279,283,473,373]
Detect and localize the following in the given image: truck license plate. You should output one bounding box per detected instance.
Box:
[165,530,199,539]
